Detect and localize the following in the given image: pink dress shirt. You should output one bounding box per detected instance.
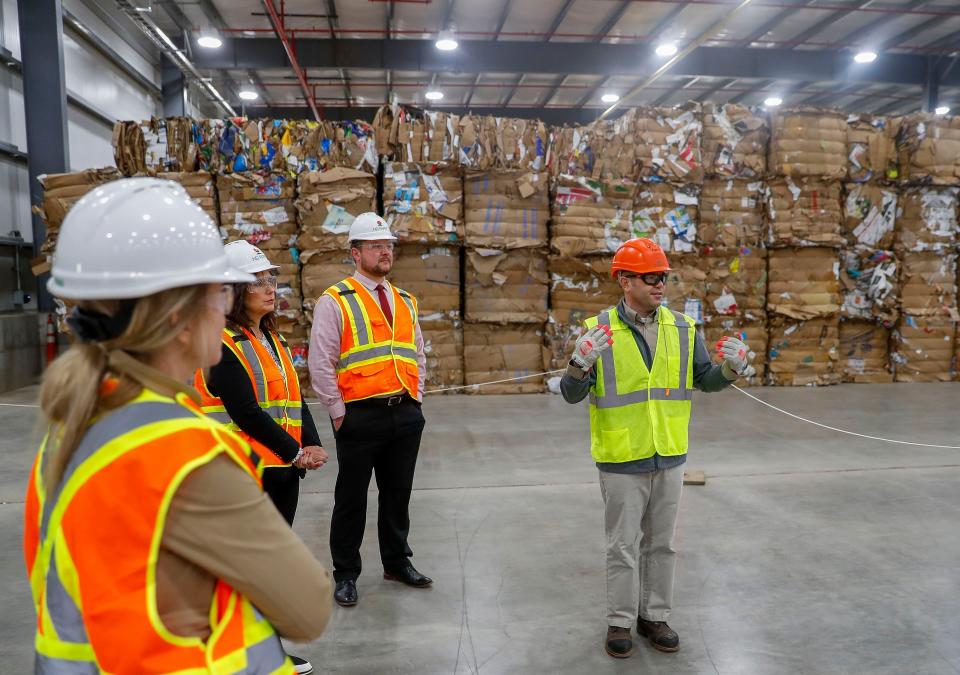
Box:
[309,271,427,420]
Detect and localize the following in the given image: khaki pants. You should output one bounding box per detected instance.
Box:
[599,465,683,628]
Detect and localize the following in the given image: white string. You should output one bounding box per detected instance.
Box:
[424,369,566,394]
[4,378,958,450]
[730,384,960,449]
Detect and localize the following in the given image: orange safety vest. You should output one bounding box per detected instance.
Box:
[194,326,303,468]
[23,387,293,674]
[323,277,420,403]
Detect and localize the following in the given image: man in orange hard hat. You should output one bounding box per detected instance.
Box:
[560,238,752,659]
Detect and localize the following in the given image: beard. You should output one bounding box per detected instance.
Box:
[360,256,392,277]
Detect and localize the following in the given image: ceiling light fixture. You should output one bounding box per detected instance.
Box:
[425,90,444,101]
[197,34,222,49]
[935,105,950,115]
[854,51,877,64]
[655,42,678,57]
[238,90,259,101]
[764,96,783,107]
[601,93,620,103]
[436,38,459,51]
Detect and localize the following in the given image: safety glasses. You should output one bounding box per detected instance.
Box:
[247,274,279,291]
[622,272,667,286]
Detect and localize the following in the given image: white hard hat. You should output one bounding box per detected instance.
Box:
[347,212,397,243]
[48,177,253,300]
[224,240,280,274]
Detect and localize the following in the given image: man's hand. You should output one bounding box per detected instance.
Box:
[333,416,344,432]
[716,336,751,375]
[570,325,614,371]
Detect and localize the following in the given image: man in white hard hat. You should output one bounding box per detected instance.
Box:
[308,213,430,608]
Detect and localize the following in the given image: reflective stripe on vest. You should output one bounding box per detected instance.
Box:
[586,305,695,464]
[27,390,293,674]
[324,277,420,403]
[193,327,303,467]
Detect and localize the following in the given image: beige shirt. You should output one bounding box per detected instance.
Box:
[158,455,332,642]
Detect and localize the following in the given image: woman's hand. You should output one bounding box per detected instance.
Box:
[296,445,328,470]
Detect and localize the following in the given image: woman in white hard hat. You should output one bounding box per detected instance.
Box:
[194,240,328,674]
[24,178,331,675]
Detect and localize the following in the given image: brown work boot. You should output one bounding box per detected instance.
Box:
[637,618,680,652]
[604,626,636,658]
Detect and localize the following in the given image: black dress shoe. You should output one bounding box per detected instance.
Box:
[334,579,358,607]
[383,563,433,588]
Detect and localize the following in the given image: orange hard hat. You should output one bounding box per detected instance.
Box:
[610,237,671,278]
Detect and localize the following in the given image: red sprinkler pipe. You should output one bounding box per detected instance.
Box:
[261,0,322,121]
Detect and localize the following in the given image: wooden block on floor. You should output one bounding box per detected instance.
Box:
[683,470,706,486]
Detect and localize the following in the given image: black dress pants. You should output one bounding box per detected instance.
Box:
[329,395,426,582]
[262,464,301,526]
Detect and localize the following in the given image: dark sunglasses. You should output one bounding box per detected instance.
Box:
[622,272,667,286]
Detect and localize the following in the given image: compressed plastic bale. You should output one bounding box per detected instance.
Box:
[632,182,700,253]
[700,319,767,387]
[765,178,843,248]
[845,114,897,183]
[464,169,549,249]
[769,107,846,179]
[892,314,956,382]
[702,103,768,179]
[895,187,959,253]
[698,248,767,325]
[895,113,960,185]
[839,320,893,383]
[464,248,549,324]
[295,168,377,254]
[898,252,957,316]
[550,176,635,256]
[383,161,463,245]
[463,322,546,394]
[767,316,840,386]
[767,248,841,320]
[699,178,765,250]
[633,104,704,183]
[840,247,899,325]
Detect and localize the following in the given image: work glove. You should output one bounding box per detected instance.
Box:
[716,336,752,376]
[570,325,614,371]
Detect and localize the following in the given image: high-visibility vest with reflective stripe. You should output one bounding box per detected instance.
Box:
[194,326,303,468]
[22,388,293,674]
[323,277,420,403]
[585,305,696,464]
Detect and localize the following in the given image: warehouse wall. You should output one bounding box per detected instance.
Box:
[0,0,162,390]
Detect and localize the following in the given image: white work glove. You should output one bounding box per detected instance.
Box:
[570,325,614,371]
[716,336,752,376]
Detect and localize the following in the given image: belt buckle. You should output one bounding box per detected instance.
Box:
[387,395,403,407]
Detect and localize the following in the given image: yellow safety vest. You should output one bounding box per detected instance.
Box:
[585,305,696,464]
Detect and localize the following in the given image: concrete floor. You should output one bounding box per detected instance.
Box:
[2,382,960,674]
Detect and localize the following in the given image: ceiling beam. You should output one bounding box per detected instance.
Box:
[738,0,818,45]
[246,104,614,125]
[824,0,930,50]
[501,0,573,108]
[191,39,960,87]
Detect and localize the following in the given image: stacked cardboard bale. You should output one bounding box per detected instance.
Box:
[765,108,846,385]
[699,178,765,250]
[895,113,960,185]
[838,116,899,382]
[892,187,958,382]
[633,182,700,253]
[632,103,704,183]
[702,103,768,179]
[462,116,550,393]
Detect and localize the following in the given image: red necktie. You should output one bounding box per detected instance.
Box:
[375,284,393,327]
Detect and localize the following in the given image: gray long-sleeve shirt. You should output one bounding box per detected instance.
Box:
[561,299,737,474]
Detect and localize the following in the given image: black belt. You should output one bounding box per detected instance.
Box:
[350,394,408,407]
